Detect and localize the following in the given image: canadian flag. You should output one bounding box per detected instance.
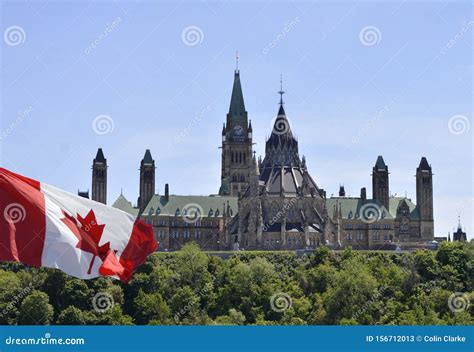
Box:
[0,167,157,283]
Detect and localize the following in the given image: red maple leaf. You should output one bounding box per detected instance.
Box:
[61,209,112,274]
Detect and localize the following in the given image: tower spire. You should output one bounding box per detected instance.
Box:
[236,51,239,72]
[278,74,285,105]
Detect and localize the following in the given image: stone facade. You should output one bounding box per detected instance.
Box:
[87,68,435,251]
[219,70,254,197]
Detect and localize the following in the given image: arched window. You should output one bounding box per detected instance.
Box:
[268,202,280,221]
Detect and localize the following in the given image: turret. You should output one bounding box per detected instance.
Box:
[138,149,155,214]
[372,155,389,210]
[416,157,434,239]
[92,148,107,204]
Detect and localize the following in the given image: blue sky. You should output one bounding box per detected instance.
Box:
[1,0,472,239]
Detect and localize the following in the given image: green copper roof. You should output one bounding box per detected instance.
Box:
[143,195,238,217]
[228,71,246,117]
[94,148,106,163]
[111,194,139,217]
[326,198,392,220]
[326,196,419,221]
[142,149,153,164]
[374,155,387,170]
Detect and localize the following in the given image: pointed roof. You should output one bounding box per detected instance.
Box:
[228,70,246,117]
[142,149,154,164]
[266,103,296,148]
[374,155,387,170]
[418,157,430,170]
[94,148,106,163]
[278,104,286,117]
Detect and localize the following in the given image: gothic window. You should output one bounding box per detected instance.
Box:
[357,233,363,241]
[346,233,353,241]
[287,206,296,221]
[268,202,279,221]
[244,153,246,163]
[231,152,234,163]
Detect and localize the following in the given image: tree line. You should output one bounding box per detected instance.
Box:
[0,241,472,325]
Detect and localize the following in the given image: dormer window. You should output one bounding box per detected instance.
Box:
[148,207,154,216]
[208,209,214,217]
[348,211,353,219]
[175,208,180,216]
[155,208,161,215]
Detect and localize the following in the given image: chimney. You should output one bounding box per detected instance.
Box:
[339,185,345,197]
[360,187,367,201]
[164,183,169,201]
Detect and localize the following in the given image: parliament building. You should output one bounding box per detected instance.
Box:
[84,68,435,251]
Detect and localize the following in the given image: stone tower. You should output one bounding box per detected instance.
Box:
[372,155,389,210]
[138,149,155,214]
[219,68,253,196]
[92,148,107,204]
[416,157,434,239]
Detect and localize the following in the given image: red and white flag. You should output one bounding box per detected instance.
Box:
[0,167,157,283]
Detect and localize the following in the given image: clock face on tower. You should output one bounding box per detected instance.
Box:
[233,124,244,136]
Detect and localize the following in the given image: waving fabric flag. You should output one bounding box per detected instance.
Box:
[0,167,157,283]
